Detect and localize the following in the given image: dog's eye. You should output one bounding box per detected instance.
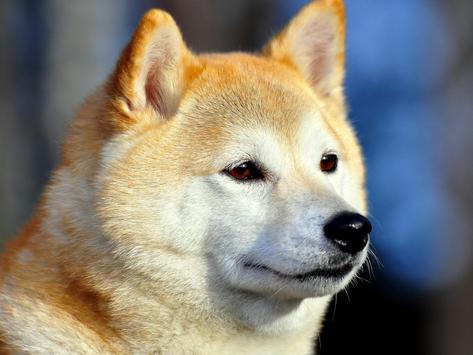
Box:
[320,154,338,173]
[227,161,263,181]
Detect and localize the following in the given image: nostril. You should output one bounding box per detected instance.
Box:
[324,212,372,254]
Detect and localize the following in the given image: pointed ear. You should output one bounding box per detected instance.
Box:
[108,9,193,126]
[264,0,346,98]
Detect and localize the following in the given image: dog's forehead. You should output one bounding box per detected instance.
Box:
[174,53,350,161]
[180,54,335,139]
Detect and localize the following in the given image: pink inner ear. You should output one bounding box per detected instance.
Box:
[139,30,181,117]
[296,16,339,91]
[145,61,166,114]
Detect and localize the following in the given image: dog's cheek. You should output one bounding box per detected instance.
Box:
[204,185,272,258]
[158,182,214,252]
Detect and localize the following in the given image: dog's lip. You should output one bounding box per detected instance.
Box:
[242,261,354,281]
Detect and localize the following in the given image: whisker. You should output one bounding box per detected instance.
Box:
[331,293,338,322]
[365,255,375,280]
[343,287,351,304]
[368,246,383,269]
[367,212,384,232]
[268,286,285,299]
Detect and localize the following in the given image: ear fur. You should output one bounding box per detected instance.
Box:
[108,9,193,127]
[264,0,346,98]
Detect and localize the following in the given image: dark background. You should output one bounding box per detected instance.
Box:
[1,1,472,354]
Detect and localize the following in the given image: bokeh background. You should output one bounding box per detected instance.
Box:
[1,1,472,354]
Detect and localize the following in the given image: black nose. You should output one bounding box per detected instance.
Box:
[324,212,372,254]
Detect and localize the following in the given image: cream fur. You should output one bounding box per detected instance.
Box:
[0,1,368,354]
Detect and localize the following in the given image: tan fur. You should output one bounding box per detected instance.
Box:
[0,1,367,354]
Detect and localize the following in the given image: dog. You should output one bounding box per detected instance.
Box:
[0,0,371,353]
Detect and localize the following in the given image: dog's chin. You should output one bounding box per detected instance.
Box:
[227,260,363,300]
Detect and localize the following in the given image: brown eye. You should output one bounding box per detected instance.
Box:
[228,161,263,181]
[320,154,338,173]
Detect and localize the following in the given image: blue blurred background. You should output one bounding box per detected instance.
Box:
[1,1,472,354]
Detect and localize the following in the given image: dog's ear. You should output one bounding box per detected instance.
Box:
[264,0,346,98]
[107,9,195,129]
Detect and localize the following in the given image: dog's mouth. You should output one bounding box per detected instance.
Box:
[242,262,354,282]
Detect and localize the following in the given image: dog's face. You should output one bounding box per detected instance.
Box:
[85,0,369,327]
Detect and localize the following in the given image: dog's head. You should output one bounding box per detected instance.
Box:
[68,0,370,328]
